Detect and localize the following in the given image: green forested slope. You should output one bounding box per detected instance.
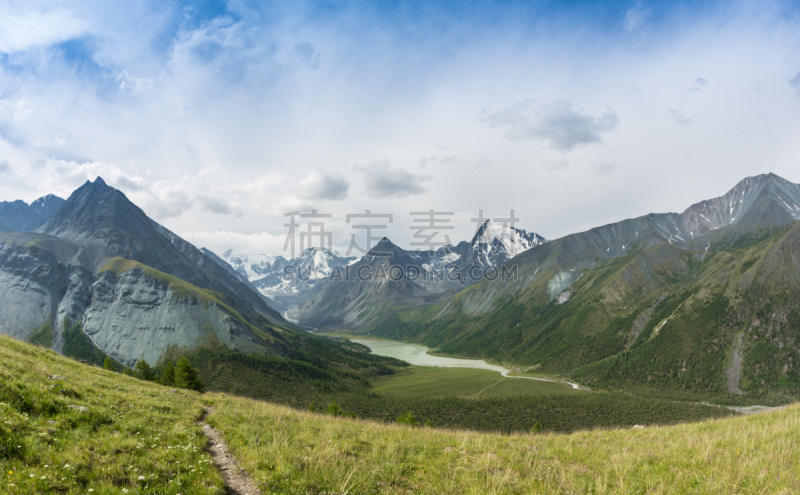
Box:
[372,222,800,401]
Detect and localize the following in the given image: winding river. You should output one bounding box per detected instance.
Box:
[352,339,584,390]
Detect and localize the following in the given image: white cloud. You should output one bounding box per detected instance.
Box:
[623,6,650,32]
[360,161,431,198]
[790,71,800,96]
[182,230,286,255]
[1,1,800,256]
[668,108,694,126]
[482,99,619,151]
[683,77,709,94]
[592,162,616,176]
[542,157,569,170]
[0,7,90,54]
[299,172,350,201]
[114,71,153,96]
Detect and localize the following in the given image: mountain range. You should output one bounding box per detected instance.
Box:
[0,178,290,367]
[355,173,800,400]
[0,194,64,231]
[216,248,357,312]
[212,221,546,319]
[1,172,799,400]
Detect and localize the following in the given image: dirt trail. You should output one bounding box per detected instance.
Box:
[199,407,261,495]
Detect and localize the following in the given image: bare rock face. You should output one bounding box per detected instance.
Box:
[0,240,69,342]
[84,269,266,367]
[54,266,93,353]
[0,179,295,367]
[0,233,281,367]
[42,178,287,327]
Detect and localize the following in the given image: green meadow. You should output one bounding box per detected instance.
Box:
[370,365,580,399]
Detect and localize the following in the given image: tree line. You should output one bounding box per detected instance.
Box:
[103,356,204,392]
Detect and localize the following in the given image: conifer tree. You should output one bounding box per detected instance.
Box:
[134,359,154,381]
[160,361,175,386]
[174,357,204,392]
[103,356,116,371]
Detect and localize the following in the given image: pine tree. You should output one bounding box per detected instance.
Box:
[326,400,342,416]
[103,356,116,371]
[174,357,204,392]
[134,359,154,381]
[160,361,175,386]
[396,411,419,425]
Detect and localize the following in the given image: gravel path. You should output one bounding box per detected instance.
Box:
[199,407,261,495]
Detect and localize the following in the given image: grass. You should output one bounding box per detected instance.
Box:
[370,366,579,399]
[205,393,800,494]
[0,334,224,494]
[3,333,800,494]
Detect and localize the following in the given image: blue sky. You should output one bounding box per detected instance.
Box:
[1,0,799,254]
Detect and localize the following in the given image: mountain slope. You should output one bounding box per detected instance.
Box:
[285,223,547,328]
[290,238,450,329]
[200,247,284,310]
[215,247,356,311]
[370,173,800,400]
[0,178,302,366]
[0,231,289,366]
[41,177,286,326]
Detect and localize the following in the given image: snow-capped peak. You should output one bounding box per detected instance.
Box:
[470,221,546,262]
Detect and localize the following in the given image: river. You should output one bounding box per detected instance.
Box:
[352,339,584,390]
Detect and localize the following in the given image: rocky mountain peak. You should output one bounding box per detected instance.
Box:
[678,172,800,237]
[0,194,65,232]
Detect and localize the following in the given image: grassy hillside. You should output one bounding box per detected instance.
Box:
[0,334,224,493]
[3,333,799,493]
[206,393,800,494]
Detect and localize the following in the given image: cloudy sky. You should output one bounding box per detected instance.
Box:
[1,0,799,256]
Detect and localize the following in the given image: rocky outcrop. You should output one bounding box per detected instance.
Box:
[42,178,287,327]
[0,233,282,366]
[84,268,267,367]
[0,240,68,342]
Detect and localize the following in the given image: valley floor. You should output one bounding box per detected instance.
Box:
[2,334,799,494]
[369,365,579,399]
